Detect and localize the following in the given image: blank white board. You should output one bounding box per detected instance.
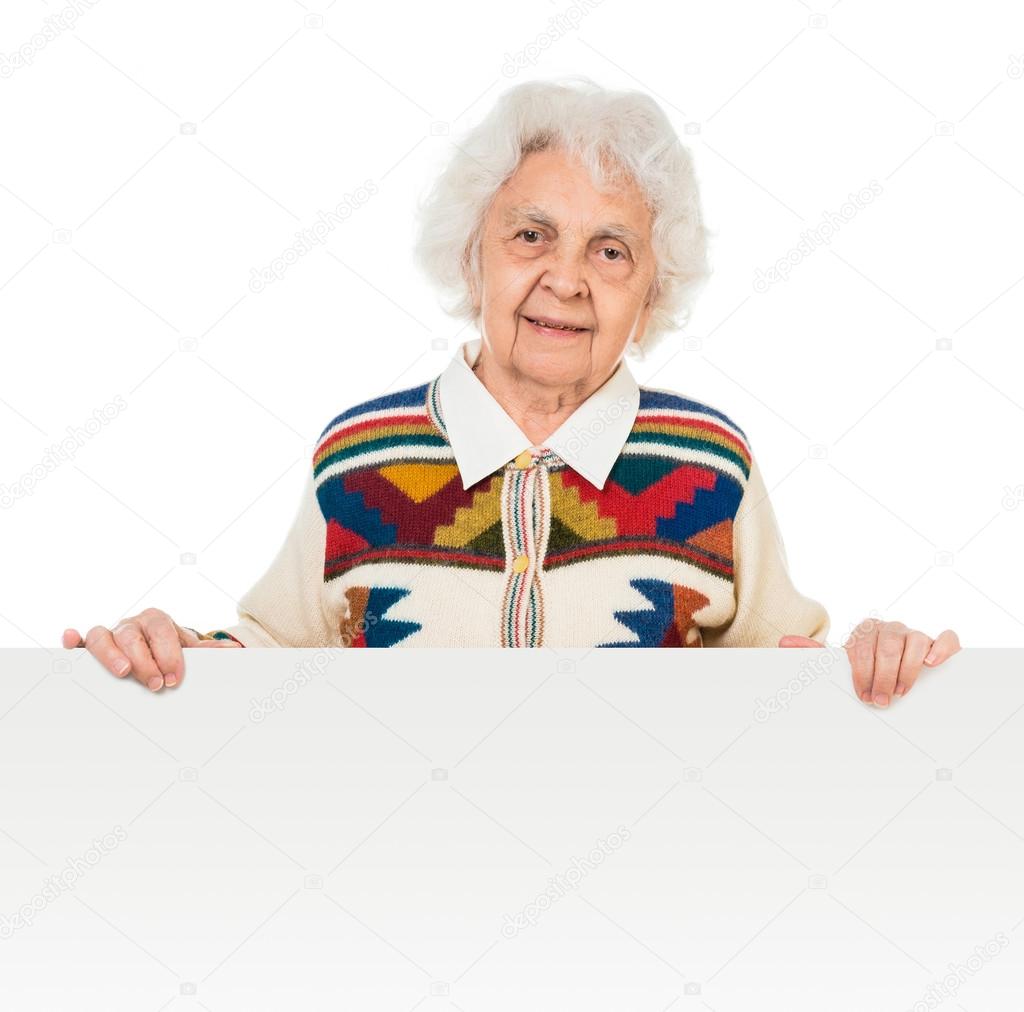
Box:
[0,647,1021,1010]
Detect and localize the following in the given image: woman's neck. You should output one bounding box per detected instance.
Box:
[471,355,610,446]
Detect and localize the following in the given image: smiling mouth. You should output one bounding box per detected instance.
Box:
[523,316,590,333]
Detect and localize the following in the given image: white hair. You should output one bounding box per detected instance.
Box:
[412,75,712,356]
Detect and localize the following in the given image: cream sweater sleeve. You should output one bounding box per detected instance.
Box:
[200,461,338,648]
[702,453,830,648]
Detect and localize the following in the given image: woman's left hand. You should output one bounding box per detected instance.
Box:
[778,619,961,707]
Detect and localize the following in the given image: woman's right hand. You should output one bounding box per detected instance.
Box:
[62,607,241,692]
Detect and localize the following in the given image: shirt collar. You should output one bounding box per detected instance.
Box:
[435,336,640,491]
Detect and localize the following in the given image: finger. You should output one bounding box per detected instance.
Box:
[166,624,210,688]
[63,628,85,649]
[179,627,242,648]
[178,626,241,647]
[83,626,134,680]
[893,632,932,699]
[164,627,244,686]
[136,610,188,688]
[174,627,243,682]
[923,629,961,666]
[844,618,881,703]
[866,622,907,707]
[178,625,204,648]
[110,618,167,692]
[778,635,822,647]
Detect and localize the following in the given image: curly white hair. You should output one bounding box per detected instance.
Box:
[412,75,712,356]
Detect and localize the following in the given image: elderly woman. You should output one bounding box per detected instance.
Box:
[64,78,959,704]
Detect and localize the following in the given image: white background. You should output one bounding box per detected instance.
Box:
[1,0,1022,646]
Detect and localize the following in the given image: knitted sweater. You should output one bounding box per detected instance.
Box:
[201,372,830,649]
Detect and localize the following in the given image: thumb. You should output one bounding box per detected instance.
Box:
[778,635,823,648]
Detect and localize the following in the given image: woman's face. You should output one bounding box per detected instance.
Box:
[472,146,657,392]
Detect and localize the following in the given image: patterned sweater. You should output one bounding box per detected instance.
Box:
[201,370,830,649]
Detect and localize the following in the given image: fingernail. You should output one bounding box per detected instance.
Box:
[861,691,872,703]
[874,693,889,707]
[894,686,905,697]
[924,652,937,664]
[164,674,177,687]
[114,660,130,676]
[148,676,164,691]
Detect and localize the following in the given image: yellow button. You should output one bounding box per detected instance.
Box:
[512,553,529,573]
[514,450,533,469]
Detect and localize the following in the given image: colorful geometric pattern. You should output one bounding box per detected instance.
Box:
[599,578,709,647]
[339,586,421,647]
[309,375,751,648]
[545,460,740,575]
[315,382,507,578]
[629,388,750,479]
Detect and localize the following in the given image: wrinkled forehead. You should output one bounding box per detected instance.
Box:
[488,149,653,244]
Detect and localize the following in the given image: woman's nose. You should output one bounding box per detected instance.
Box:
[540,253,588,300]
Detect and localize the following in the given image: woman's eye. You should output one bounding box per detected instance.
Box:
[518,229,542,243]
[601,247,624,261]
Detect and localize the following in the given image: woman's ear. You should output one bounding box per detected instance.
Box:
[463,248,481,312]
[632,285,656,344]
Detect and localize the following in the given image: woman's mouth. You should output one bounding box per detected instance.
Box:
[523,316,590,336]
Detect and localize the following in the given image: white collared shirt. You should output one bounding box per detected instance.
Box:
[436,337,640,491]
